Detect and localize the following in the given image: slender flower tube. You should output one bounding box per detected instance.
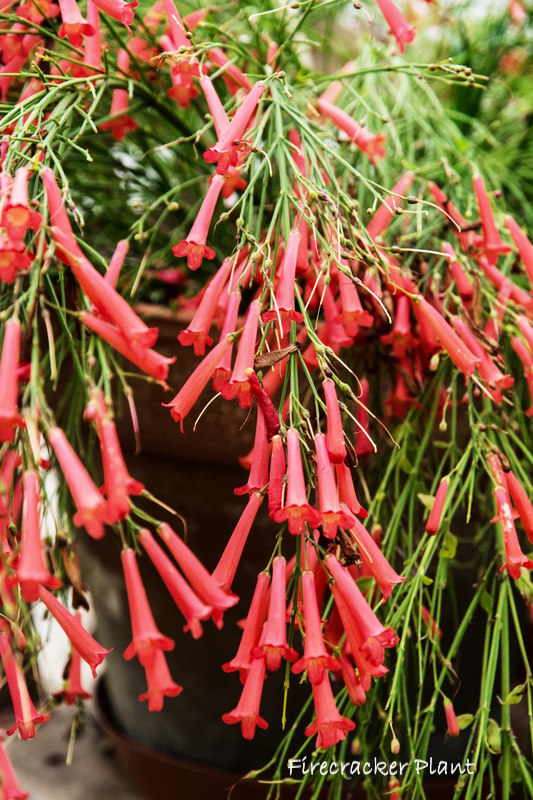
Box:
[317,98,386,165]
[253,556,298,671]
[273,428,321,534]
[336,462,367,519]
[222,653,268,739]
[338,652,366,706]
[157,523,238,628]
[164,334,233,429]
[517,317,533,352]
[235,412,269,496]
[199,75,230,137]
[211,493,264,593]
[1,167,41,242]
[0,633,50,739]
[79,1,102,74]
[292,571,340,684]
[375,0,416,54]
[220,300,261,408]
[350,519,405,600]
[425,478,449,535]
[412,296,481,380]
[262,229,304,330]
[442,242,473,302]
[57,0,95,47]
[380,295,417,356]
[100,50,138,141]
[91,0,137,32]
[138,528,211,639]
[17,471,61,602]
[121,548,174,667]
[323,378,347,463]
[428,183,473,252]
[0,236,33,284]
[80,312,174,385]
[504,471,533,544]
[367,172,415,240]
[473,175,512,264]
[315,433,355,538]
[178,256,234,354]
[268,434,286,519]
[213,291,241,392]
[304,673,356,749]
[105,239,128,287]
[204,81,265,174]
[47,427,109,539]
[444,698,460,738]
[0,317,22,443]
[451,316,513,393]
[510,336,533,415]
[172,175,224,270]
[207,48,253,92]
[337,270,373,334]
[477,256,533,311]
[505,215,533,286]
[38,587,112,677]
[493,485,533,579]
[139,649,183,712]
[0,735,29,798]
[54,633,92,705]
[223,571,270,678]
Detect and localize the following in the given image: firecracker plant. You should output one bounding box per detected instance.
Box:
[0,0,533,798]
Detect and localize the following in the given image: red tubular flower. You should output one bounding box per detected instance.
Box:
[336,462,367,519]
[57,0,95,47]
[1,166,41,242]
[421,605,442,640]
[367,171,415,240]
[199,75,229,137]
[204,81,266,174]
[0,236,33,284]
[223,571,270,679]
[121,548,174,667]
[338,652,366,706]
[321,279,354,349]
[375,0,415,54]
[292,571,340,684]
[80,312,174,385]
[0,633,50,740]
[172,174,224,270]
[0,735,29,798]
[235,412,269,496]
[79,1,102,75]
[164,334,233,429]
[493,485,533,579]
[442,242,473,303]
[323,379,347,464]
[253,556,298,671]
[17,471,61,602]
[425,478,449,535]
[38,586,111,677]
[304,673,355,749]
[505,215,533,286]
[477,256,533,312]
[451,316,513,394]
[315,433,355,539]
[92,0,137,32]
[47,426,109,539]
[273,428,321,535]
[139,649,183,712]
[213,291,241,392]
[428,183,473,252]
[444,698,460,738]
[473,175,512,264]
[138,528,211,639]
[178,256,234,354]
[505,471,533,545]
[207,48,253,92]
[211,492,264,593]
[510,335,533,414]
[337,271,373,334]
[105,239,128,287]
[0,318,22,443]
[54,633,92,705]
[262,228,304,330]
[380,295,417,356]
[222,653,269,739]
[100,50,138,141]
[517,316,533,352]
[317,98,386,165]
[350,518,405,600]
[268,434,286,519]
[220,299,261,408]
[412,296,481,379]
[354,379,374,457]
[157,523,238,628]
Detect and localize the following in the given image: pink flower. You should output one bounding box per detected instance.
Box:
[0,633,50,740]
[510,335,533,415]
[92,0,137,32]
[0,735,29,798]
[444,698,460,738]
[139,649,183,712]
[38,586,111,677]
[47,426,109,539]
[213,291,241,392]
[222,654,268,739]
[442,242,473,303]
[304,674,355,749]
[0,317,23,443]
[505,215,533,286]
[292,571,340,684]
[17,471,61,602]
[375,0,416,54]
[164,334,233,429]
[473,175,512,264]
[493,485,533,579]
[380,295,417,356]
[335,462,367,519]
[220,300,261,408]
[235,411,269,496]
[54,629,92,705]
[121,548,174,667]
[428,183,473,253]
[412,296,481,379]
[207,48,253,92]
[337,270,373,334]
[272,428,321,535]
[262,228,304,330]
[157,523,238,628]
[323,378,347,463]
[100,50,138,141]
[211,492,264,593]
[1,166,41,242]
[451,316,513,395]
[253,556,298,671]
[315,433,355,539]
[505,470,533,545]
[0,236,33,284]
[204,81,265,174]
[367,171,415,239]
[172,174,224,270]
[317,98,386,165]
[350,519,405,600]
[222,571,270,679]
[268,434,286,519]
[105,239,128,288]
[57,0,95,47]
[199,75,230,137]
[425,478,449,535]
[178,256,234,354]
[338,653,366,706]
